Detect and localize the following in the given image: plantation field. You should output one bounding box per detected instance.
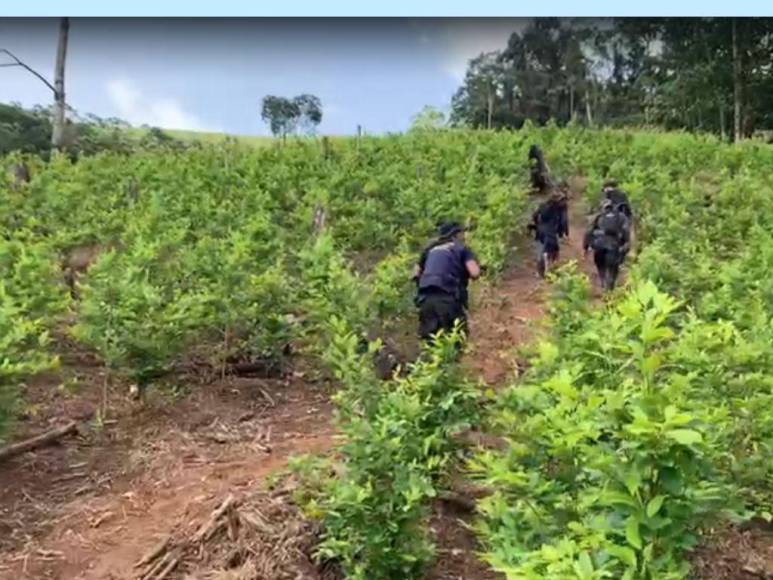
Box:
[1,127,772,579]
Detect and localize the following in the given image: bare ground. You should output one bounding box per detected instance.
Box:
[0,359,335,579]
[690,522,773,580]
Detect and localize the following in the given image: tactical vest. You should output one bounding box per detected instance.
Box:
[418,241,466,299]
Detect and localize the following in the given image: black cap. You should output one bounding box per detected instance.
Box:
[438,222,463,238]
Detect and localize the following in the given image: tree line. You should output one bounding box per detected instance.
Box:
[2,17,324,154]
[0,94,325,159]
[0,102,191,158]
[450,17,773,141]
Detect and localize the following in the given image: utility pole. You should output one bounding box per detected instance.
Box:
[0,17,70,151]
[51,17,70,150]
[732,18,742,143]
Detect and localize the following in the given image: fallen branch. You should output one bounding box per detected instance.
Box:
[741,564,771,579]
[237,412,255,423]
[255,442,272,454]
[154,552,180,580]
[90,511,114,529]
[239,509,275,535]
[257,387,276,407]
[73,483,92,496]
[193,495,237,543]
[140,552,172,580]
[134,537,170,569]
[0,422,78,462]
[35,549,64,559]
[133,487,323,580]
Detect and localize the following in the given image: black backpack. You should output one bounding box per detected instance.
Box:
[597,210,623,236]
[591,209,625,251]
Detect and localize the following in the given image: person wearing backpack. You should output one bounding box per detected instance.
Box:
[528,190,569,278]
[602,180,632,218]
[602,181,635,259]
[583,199,630,292]
[528,144,553,193]
[412,222,481,347]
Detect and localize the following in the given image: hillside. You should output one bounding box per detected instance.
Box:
[1,127,771,579]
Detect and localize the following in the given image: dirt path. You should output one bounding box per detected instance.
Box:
[427,193,597,580]
[464,194,596,386]
[0,193,600,580]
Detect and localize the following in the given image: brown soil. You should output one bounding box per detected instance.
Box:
[691,522,773,580]
[426,498,500,580]
[0,355,335,579]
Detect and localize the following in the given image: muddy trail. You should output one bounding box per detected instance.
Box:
[0,193,600,580]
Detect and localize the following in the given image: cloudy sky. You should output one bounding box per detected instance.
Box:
[0,18,536,136]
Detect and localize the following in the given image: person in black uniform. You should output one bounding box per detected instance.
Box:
[601,180,634,259]
[528,191,569,278]
[528,144,552,193]
[583,199,631,292]
[413,222,481,347]
[602,180,632,219]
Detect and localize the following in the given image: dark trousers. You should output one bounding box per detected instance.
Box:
[417,289,467,346]
[593,248,622,291]
[536,233,559,278]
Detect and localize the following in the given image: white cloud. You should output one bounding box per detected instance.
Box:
[423,19,531,82]
[106,78,219,132]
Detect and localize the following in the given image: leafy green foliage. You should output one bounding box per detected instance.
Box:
[261,94,323,138]
[409,106,448,133]
[0,239,66,436]
[474,281,746,578]
[474,127,773,579]
[0,102,190,159]
[313,326,479,579]
[4,125,773,580]
[2,131,528,414]
[72,246,209,386]
[0,103,52,157]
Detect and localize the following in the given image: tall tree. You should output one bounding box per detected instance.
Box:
[450,17,773,138]
[451,52,506,129]
[609,17,773,138]
[451,19,597,129]
[261,96,300,140]
[293,94,323,135]
[260,94,323,139]
[409,105,447,132]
